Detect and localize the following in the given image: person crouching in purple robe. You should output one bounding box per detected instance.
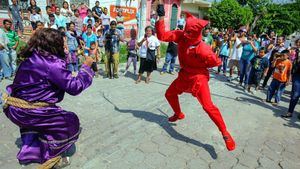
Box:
[2,28,95,168]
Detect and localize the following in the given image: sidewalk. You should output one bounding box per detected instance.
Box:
[0,63,300,169]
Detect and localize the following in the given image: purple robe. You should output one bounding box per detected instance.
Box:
[4,51,94,164]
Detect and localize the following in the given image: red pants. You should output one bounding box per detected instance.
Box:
[165,73,227,133]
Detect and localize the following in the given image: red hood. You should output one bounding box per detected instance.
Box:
[183,12,209,45]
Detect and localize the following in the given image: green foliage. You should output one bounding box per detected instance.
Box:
[209,0,300,36]
[254,2,300,35]
[208,0,253,30]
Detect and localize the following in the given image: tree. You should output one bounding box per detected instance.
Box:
[254,1,300,35]
[237,0,270,32]
[208,0,253,30]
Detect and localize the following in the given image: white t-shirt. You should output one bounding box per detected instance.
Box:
[101,13,110,26]
[138,35,160,58]
[230,38,243,60]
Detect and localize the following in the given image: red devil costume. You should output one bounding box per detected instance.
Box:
[155,4,235,151]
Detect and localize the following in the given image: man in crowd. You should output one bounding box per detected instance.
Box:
[104,21,124,79]
[2,19,19,78]
[262,36,286,89]
[8,0,24,39]
[92,1,103,21]
[42,6,53,24]
[0,24,10,81]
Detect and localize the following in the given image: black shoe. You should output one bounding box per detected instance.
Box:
[281,113,292,118]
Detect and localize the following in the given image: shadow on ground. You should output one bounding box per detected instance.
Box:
[103,94,218,159]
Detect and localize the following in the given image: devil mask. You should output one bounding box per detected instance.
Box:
[183,12,209,45]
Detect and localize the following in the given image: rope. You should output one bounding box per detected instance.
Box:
[36,156,62,169]
[2,93,52,109]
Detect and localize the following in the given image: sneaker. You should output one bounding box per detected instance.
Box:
[169,71,175,75]
[160,71,166,75]
[227,77,232,82]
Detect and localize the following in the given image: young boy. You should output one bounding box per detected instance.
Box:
[247,47,269,93]
[266,50,292,105]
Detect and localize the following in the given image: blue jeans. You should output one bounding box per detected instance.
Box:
[218,55,228,73]
[8,49,17,75]
[288,75,300,114]
[267,79,286,103]
[67,61,79,72]
[0,49,11,78]
[162,52,177,73]
[239,58,251,85]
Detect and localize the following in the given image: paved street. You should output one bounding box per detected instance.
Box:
[1,63,300,169]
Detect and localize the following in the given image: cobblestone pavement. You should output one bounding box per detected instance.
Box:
[1,63,300,169]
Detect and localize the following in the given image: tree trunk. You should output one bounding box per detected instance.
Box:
[250,15,261,33]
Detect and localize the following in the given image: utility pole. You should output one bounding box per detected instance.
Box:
[138,0,147,39]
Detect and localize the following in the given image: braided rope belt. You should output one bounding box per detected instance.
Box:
[2,93,52,109]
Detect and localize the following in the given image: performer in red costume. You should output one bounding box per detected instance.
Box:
[155,1,236,151]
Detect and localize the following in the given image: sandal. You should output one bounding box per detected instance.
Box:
[281,112,292,118]
[53,157,71,169]
[135,79,141,84]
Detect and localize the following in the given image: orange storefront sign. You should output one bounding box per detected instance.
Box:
[110,5,137,22]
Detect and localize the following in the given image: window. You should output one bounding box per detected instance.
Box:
[0,0,9,10]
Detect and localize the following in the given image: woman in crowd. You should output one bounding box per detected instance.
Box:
[136,26,160,84]
[27,0,41,22]
[239,34,259,87]
[78,3,89,20]
[60,1,73,27]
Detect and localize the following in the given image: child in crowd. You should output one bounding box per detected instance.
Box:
[30,8,42,30]
[77,41,86,67]
[247,47,269,93]
[266,50,292,106]
[94,19,104,33]
[87,42,99,77]
[124,29,138,75]
[82,19,95,33]
[96,29,105,63]
[217,34,230,76]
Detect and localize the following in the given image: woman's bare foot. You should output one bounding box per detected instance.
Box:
[145,77,150,84]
